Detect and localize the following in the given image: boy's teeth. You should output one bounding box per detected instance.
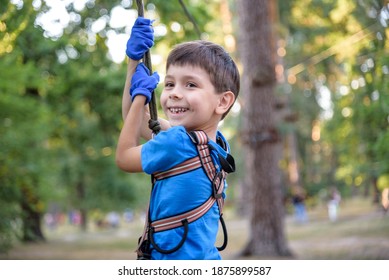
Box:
[170,108,187,113]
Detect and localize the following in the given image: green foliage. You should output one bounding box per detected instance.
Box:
[0,0,152,250]
[279,0,389,197]
[0,92,53,249]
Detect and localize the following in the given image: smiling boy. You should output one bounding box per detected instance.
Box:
[116,18,240,260]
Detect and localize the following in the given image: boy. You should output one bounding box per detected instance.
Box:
[116,17,240,260]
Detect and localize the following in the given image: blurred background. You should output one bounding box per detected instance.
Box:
[1,0,388,259]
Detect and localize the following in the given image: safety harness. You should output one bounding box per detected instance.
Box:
[136,130,235,259]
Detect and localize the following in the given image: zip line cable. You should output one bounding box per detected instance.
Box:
[286,22,380,77]
[178,0,202,39]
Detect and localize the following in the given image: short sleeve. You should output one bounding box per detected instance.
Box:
[141,126,198,174]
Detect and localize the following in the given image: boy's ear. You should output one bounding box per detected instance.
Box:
[216,90,235,116]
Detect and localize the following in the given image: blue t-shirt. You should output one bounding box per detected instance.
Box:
[141,126,230,260]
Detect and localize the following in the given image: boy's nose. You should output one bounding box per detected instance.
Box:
[169,88,183,100]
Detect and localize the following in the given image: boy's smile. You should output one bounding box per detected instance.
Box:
[168,107,189,114]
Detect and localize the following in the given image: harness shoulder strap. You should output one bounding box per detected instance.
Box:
[187,131,217,182]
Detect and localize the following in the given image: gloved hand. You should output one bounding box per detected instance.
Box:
[130,63,160,104]
[126,17,154,60]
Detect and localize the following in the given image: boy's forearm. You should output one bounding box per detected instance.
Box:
[122,59,138,121]
[121,59,159,140]
[116,97,146,172]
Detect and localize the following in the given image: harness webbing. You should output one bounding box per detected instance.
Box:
[150,196,217,232]
[153,157,202,180]
[136,130,227,258]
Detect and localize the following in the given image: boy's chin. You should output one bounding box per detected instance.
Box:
[168,121,191,131]
[168,120,183,127]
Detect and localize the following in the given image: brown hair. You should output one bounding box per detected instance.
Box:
[166,40,240,119]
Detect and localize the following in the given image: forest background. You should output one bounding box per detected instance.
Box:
[1,0,389,259]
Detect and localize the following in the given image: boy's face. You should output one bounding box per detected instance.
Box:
[161,64,222,132]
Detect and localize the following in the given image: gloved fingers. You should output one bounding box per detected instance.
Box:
[151,72,160,83]
[134,17,154,26]
[126,17,154,60]
[136,63,151,76]
[132,25,154,35]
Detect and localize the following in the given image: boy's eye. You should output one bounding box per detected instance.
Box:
[186,82,197,88]
[165,82,174,87]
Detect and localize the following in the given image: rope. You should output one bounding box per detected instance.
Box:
[178,0,202,39]
[135,0,161,135]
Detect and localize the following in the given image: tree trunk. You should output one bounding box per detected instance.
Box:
[21,185,45,242]
[372,177,380,204]
[237,0,292,257]
[76,180,88,231]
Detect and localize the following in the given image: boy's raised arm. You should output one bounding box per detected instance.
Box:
[121,59,155,140]
[122,17,155,140]
[122,17,170,140]
[116,63,160,172]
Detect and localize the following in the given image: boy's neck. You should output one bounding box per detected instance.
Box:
[206,131,217,142]
[191,126,218,142]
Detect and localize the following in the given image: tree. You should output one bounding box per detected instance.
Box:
[0,0,150,246]
[0,0,55,246]
[236,0,292,257]
[29,0,170,231]
[283,0,389,200]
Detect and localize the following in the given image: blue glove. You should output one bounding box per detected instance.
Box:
[126,17,154,60]
[130,63,160,104]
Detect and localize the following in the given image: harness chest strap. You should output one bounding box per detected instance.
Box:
[150,192,222,232]
[152,157,202,180]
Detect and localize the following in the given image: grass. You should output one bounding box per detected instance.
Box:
[284,198,389,260]
[1,198,388,260]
